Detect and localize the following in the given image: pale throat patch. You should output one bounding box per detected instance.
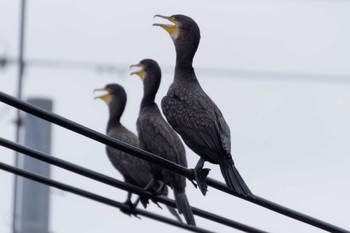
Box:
[171,26,180,41]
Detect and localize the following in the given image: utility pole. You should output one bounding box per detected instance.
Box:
[13,98,52,233]
[12,0,27,232]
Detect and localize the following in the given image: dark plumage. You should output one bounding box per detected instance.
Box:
[131,59,196,226]
[94,83,182,222]
[154,14,253,198]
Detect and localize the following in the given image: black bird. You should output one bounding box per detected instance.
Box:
[131,59,196,226]
[153,14,253,198]
[94,83,182,222]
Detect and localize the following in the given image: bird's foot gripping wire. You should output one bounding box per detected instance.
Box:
[120,199,140,219]
[154,181,166,196]
[191,158,210,195]
[150,182,166,209]
[142,178,163,209]
[192,167,210,196]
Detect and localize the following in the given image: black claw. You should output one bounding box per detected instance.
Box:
[120,199,139,218]
[150,185,164,209]
[194,168,210,196]
[201,168,210,177]
[152,200,163,209]
[154,183,166,196]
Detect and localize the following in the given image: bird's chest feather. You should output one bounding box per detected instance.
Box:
[163,85,215,129]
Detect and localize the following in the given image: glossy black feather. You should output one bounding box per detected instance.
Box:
[162,80,231,164]
[159,14,253,197]
[136,59,196,225]
[102,84,165,208]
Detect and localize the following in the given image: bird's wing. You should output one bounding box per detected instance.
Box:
[162,91,231,163]
[107,127,153,188]
[214,105,231,154]
[137,108,187,167]
[106,146,153,187]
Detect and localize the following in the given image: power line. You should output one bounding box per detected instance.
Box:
[0,90,349,233]
[0,162,214,233]
[1,57,350,83]
[3,57,126,76]
[1,57,128,76]
[206,178,349,233]
[0,136,266,233]
[0,91,193,179]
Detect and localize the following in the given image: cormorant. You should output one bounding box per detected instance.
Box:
[131,59,196,226]
[153,14,253,198]
[94,83,182,222]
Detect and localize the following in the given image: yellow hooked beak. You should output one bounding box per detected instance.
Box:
[93,88,111,103]
[130,64,145,80]
[153,15,176,36]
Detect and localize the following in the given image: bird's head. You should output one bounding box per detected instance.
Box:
[153,14,200,62]
[94,83,126,106]
[130,59,161,83]
[130,59,161,104]
[153,14,200,41]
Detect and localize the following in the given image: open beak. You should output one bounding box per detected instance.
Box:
[130,64,145,80]
[93,88,110,103]
[153,15,176,35]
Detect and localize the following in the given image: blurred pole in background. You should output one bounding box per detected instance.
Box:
[12,0,27,232]
[13,98,52,233]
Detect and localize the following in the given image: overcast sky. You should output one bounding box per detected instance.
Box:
[1,0,350,232]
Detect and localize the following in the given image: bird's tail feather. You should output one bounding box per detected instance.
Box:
[174,189,196,226]
[165,205,184,224]
[220,161,254,198]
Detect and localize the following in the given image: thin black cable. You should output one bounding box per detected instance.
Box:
[2,57,126,74]
[0,162,214,233]
[0,91,193,179]
[206,178,349,233]
[2,57,350,84]
[0,90,348,233]
[0,136,266,233]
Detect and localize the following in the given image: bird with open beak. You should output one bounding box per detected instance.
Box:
[153,14,253,198]
[131,59,196,226]
[94,83,183,222]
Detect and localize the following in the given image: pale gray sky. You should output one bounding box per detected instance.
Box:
[1,0,350,232]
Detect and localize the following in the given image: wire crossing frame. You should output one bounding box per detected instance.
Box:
[0,90,349,233]
[0,136,266,233]
[0,162,214,233]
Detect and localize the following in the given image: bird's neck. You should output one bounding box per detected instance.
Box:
[141,81,158,109]
[175,55,198,83]
[175,47,195,67]
[174,35,199,72]
[106,100,123,132]
[140,95,156,109]
[107,114,121,133]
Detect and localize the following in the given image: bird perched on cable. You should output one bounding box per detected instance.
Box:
[131,59,196,226]
[94,83,182,222]
[153,14,253,198]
